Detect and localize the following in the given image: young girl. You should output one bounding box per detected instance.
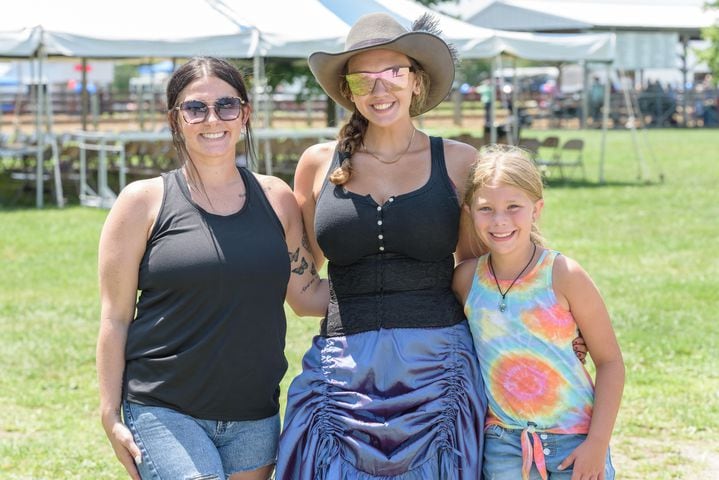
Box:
[453,145,625,479]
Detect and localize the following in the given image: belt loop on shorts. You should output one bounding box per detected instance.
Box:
[521,422,548,480]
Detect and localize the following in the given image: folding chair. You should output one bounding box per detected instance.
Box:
[518,138,541,157]
[554,138,586,180]
[534,135,561,178]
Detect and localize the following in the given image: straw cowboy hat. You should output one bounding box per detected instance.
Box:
[308,12,457,116]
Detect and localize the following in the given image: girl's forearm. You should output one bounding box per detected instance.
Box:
[587,358,625,445]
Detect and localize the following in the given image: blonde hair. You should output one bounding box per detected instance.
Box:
[329,58,430,185]
[463,144,546,250]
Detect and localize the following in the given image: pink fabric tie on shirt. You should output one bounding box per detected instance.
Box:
[521,425,548,480]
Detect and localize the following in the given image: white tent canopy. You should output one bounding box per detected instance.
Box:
[463,30,614,62]
[212,0,500,57]
[0,0,616,61]
[0,0,257,58]
[455,0,718,70]
[462,0,718,34]
[212,0,615,61]
[0,0,619,207]
[0,28,42,58]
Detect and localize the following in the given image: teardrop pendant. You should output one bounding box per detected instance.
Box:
[489,243,537,316]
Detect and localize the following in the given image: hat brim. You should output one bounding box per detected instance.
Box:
[309,31,455,117]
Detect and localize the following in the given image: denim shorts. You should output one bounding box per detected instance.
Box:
[483,424,615,480]
[123,401,280,479]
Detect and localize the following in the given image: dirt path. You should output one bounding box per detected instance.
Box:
[611,436,719,479]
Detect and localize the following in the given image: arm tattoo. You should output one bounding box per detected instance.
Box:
[291,257,308,275]
[288,248,299,262]
[301,231,310,250]
[301,274,318,293]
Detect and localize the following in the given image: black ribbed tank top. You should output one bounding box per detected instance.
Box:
[124,167,290,421]
[314,136,466,337]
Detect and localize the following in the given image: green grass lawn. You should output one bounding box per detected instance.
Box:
[1,128,718,478]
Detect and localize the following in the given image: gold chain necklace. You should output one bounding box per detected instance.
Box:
[361,128,416,165]
[488,242,537,312]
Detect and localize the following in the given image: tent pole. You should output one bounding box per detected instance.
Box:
[681,35,689,128]
[44,71,63,207]
[13,62,23,139]
[490,56,498,144]
[149,58,157,131]
[618,69,648,181]
[252,51,270,174]
[35,49,46,208]
[581,61,588,129]
[599,63,611,184]
[496,55,510,143]
[81,58,88,131]
[512,57,519,145]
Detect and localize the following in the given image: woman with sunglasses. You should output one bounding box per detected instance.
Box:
[97,57,328,480]
[274,13,486,479]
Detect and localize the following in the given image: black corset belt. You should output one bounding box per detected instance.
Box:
[320,253,466,337]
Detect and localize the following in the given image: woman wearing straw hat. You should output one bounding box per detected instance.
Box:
[275,13,486,479]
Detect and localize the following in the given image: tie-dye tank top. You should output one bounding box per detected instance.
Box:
[465,249,594,433]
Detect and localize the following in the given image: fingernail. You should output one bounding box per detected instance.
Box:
[135,455,142,465]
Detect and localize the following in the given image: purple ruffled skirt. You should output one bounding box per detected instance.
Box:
[276,321,486,479]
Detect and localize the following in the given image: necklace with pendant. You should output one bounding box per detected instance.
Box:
[488,242,537,313]
[361,128,416,165]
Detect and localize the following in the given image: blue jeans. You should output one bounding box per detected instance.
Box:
[123,401,279,479]
[483,424,615,479]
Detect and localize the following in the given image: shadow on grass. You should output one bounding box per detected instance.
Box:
[0,188,81,211]
[0,171,83,211]
[543,177,664,189]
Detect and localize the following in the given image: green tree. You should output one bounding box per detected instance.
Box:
[699,0,719,86]
[112,63,136,93]
[458,59,492,86]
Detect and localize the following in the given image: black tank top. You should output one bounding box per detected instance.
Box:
[315,136,466,336]
[124,167,290,421]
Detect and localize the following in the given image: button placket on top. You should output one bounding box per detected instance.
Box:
[375,198,392,329]
[376,204,385,252]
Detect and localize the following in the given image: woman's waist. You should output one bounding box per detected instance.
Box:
[321,289,465,336]
[327,253,455,295]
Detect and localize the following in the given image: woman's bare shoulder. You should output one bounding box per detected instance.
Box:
[441,138,479,194]
[251,172,293,197]
[116,176,164,209]
[442,137,478,164]
[297,140,337,170]
[103,176,164,240]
